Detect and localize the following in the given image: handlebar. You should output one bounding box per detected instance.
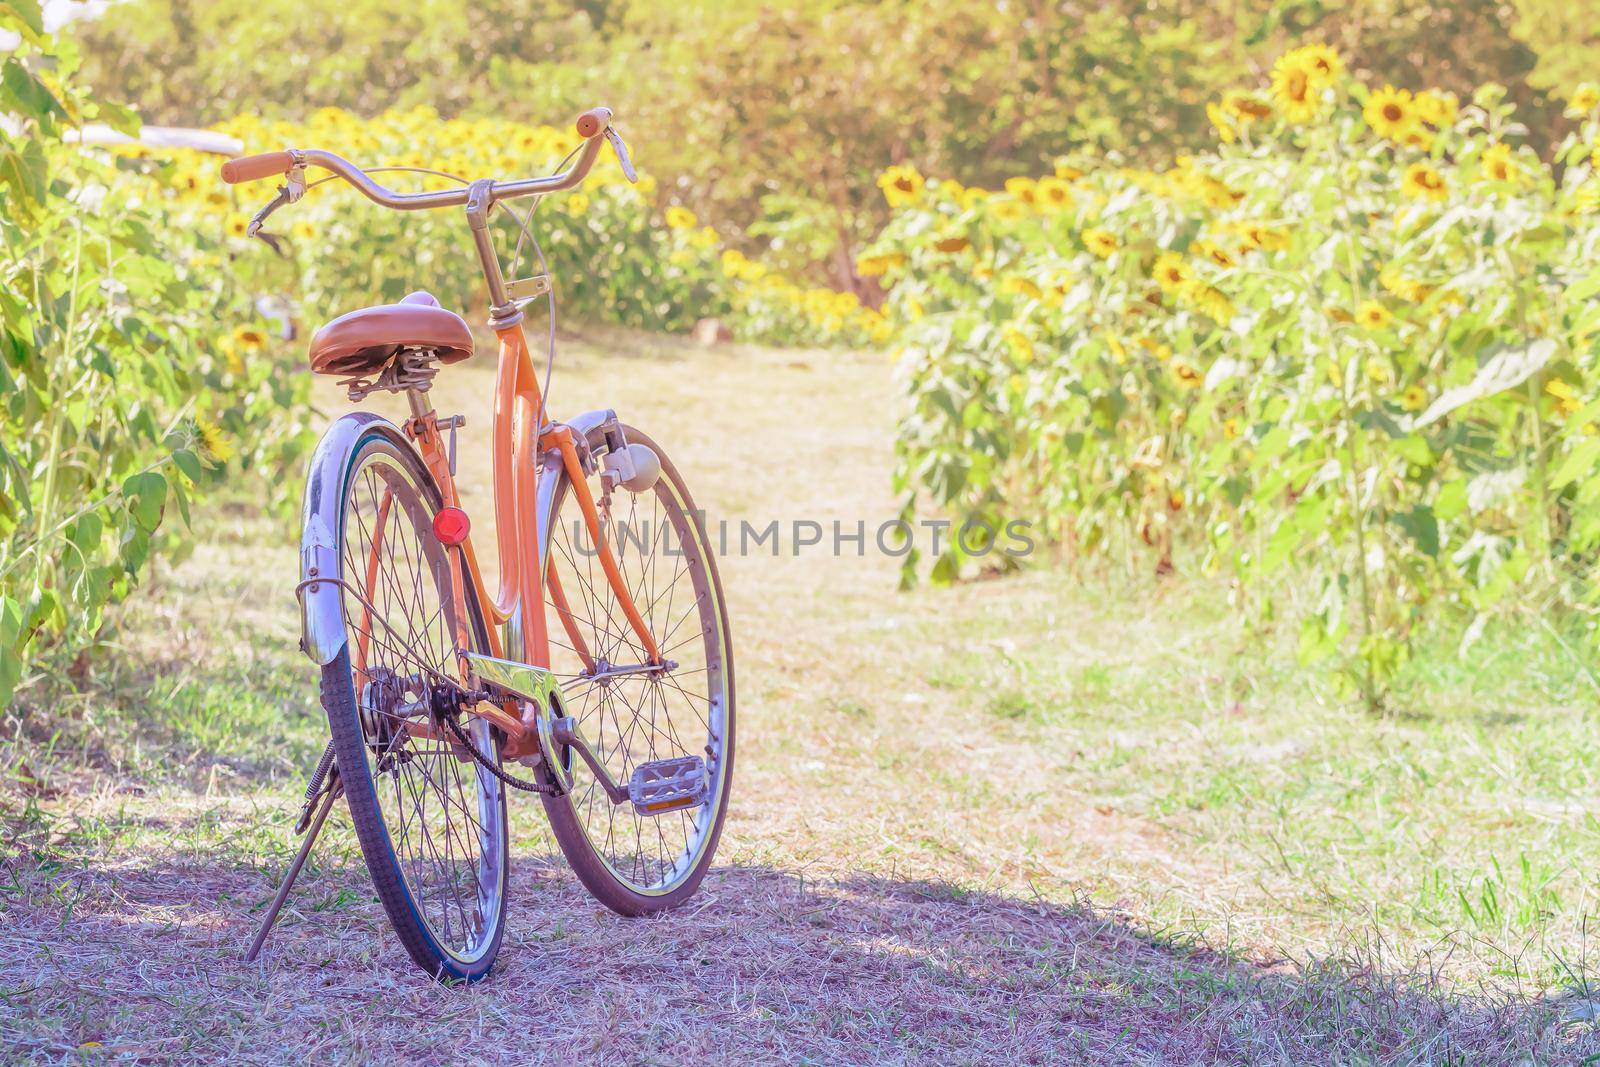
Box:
[219,105,630,215]
[574,106,612,139]
[220,150,295,185]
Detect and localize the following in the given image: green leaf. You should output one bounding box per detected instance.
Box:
[1552,438,1600,489]
[0,57,66,130]
[0,137,48,210]
[1435,480,1469,521]
[172,448,203,484]
[1396,505,1440,558]
[1566,269,1600,303]
[1413,339,1557,428]
[123,470,168,533]
[0,1,45,41]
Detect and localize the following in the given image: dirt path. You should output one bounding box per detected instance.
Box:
[1,331,1586,1063]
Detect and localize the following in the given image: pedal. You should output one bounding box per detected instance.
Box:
[628,755,708,816]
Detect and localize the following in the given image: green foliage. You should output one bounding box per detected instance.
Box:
[869,57,1600,708]
[68,0,1600,292]
[0,10,309,706]
[149,108,885,347]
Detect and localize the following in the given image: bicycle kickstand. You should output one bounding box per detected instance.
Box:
[243,741,342,963]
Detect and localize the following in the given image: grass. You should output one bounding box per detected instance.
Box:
[2,326,1599,1063]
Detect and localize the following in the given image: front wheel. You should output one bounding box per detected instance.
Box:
[539,425,735,914]
[319,429,509,980]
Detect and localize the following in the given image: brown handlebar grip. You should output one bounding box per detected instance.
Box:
[220,150,294,185]
[574,107,613,139]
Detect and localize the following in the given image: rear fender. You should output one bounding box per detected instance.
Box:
[298,412,412,665]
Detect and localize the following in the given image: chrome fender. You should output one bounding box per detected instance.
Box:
[298,411,407,665]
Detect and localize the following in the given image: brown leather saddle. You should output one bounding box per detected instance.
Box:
[307,291,473,378]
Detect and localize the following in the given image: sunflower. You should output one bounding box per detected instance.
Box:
[1379,268,1433,303]
[566,192,590,213]
[232,325,267,350]
[1002,326,1034,364]
[195,419,235,464]
[856,252,904,277]
[1290,43,1345,87]
[1054,159,1084,182]
[1567,85,1600,118]
[1207,102,1237,145]
[1400,385,1428,412]
[1152,252,1191,292]
[1171,360,1204,389]
[1237,222,1291,252]
[933,235,971,254]
[1223,417,1243,440]
[1400,127,1434,151]
[961,187,991,210]
[1004,176,1039,207]
[665,205,698,230]
[1415,90,1458,128]
[1364,86,1418,141]
[1036,176,1073,212]
[1183,280,1235,323]
[1084,229,1119,258]
[877,165,925,208]
[1357,300,1393,329]
[1547,378,1583,417]
[225,214,250,239]
[1270,52,1319,123]
[1193,240,1237,269]
[1001,276,1043,300]
[1222,90,1273,123]
[990,198,1027,220]
[1480,143,1519,183]
[1574,181,1600,216]
[292,220,316,241]
[1401,161,1447,201]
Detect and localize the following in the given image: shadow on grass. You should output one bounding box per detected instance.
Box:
[1,834,1592,1065]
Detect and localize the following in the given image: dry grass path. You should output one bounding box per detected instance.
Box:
[2,331,1595,1063]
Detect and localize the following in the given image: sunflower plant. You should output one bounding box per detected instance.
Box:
[0,11,309,705]
[145,106,884,349]
[867,44,1600,708]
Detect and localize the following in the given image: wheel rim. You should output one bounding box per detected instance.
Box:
[543,442,730,896]
[339,440,505,962]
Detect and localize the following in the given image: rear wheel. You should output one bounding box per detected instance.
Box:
[320,431,508,980]
[539,425,735,914]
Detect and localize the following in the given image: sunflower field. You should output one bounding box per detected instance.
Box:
[864,46,1600,704]
[146,108,891,349]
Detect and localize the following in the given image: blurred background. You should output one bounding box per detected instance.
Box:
[55,0,1600,290]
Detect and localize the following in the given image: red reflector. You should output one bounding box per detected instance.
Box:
[433,506,471,546]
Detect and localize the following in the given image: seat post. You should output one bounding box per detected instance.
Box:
[406,386,435,424]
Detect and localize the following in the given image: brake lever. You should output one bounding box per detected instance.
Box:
[604,127,637,184]
[246,164,307,257]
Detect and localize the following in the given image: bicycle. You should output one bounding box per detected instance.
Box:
[226,107,735,981]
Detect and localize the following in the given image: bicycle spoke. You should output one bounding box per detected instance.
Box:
[543,437,728,896]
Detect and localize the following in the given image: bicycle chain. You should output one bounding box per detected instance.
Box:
[438,707,561,796]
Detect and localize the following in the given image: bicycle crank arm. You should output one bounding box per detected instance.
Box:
[550,716,630,804]
[550,717,709,816]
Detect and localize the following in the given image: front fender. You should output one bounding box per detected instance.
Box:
[298,411,408,665]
